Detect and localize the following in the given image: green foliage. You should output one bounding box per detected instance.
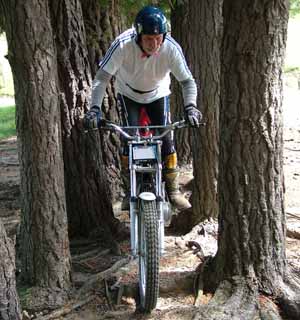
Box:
[284,66,300,73]
[119,0,171,25]
[17,286,35,309]
[0,105,16,140]
[290,0,300,17]
[0,22,4,34]
[0,11,5,33]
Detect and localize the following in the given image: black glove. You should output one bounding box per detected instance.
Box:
[184,104,202,127]
[84,106,102,129]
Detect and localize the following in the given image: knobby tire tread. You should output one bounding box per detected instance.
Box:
[138,200,159,313]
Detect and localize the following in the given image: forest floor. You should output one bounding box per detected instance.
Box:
[0,86,299,320]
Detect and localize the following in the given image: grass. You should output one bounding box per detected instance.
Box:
[284,66,300,73]
[0,105,16,140]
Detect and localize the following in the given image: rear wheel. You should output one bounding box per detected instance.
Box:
[138,199,159,313]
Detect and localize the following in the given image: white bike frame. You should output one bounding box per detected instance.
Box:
[100,121,187,257]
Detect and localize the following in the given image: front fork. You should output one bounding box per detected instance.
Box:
[128,183,165,256]
[128,143,165,257]
[129,143,138,256]
[156,201,165,255]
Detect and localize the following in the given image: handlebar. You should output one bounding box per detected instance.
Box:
[85,119,205,141]
[104,120,187,141]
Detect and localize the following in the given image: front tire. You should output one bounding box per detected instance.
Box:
[138,200,159,313]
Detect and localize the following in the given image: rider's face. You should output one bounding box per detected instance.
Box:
[140,34,164,55]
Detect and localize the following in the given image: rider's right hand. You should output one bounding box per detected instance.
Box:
[84,106,102,129]
[184,104,202,128]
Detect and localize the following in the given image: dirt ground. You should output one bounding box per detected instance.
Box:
[0,87,299,319]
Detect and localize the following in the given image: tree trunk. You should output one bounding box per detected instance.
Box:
[171,0,221,227]
[170,4,193,166]
[1,0,71,292]
[81,0,124,77]
[195,1,298,319]
[215,0,288,291]
[49,0,121,238]
[81,0,125,203]
[0,219,21,320]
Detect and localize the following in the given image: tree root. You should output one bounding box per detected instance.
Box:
[19,286,70,314]
[192,276,293,320]
[97,305,198,320]
[276,267,300,319]
[193,277,260,320]
[32,295,96,320]
[99,274,298,320]
[72,248,110,262]
[76,256,130,298]
[21,257,131,319]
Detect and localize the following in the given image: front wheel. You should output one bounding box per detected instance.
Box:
[138,199,159,313]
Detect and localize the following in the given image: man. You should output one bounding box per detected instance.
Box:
[84,6,202,211]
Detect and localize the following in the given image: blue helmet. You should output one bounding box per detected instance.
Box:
[134,6,168,35]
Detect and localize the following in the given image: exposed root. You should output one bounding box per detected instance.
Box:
[192,277,260,320]
[276,267,300,319]
[76,256,130,298]
[19,286,71,314]
[97,305,198,320]
[33,295,96,320]
[72,248,110,262]
[192,270,300,320]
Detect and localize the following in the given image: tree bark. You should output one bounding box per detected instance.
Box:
[81,0,123,77]
[189,0,221,223]
[81,0,125,203]
[171,0,222,227]
[170,4,193,166]
[49,0,121,238]
[215,0,288,290]
[0,219,21,320]
[1,0,72,291]
[196,1,298,319]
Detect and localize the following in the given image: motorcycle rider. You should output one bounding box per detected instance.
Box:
[84,6,202,211]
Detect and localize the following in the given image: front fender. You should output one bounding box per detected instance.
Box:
[139,192,156,201]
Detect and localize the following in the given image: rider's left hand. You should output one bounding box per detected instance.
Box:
[84,106,102,129]
[184,104,202,127]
